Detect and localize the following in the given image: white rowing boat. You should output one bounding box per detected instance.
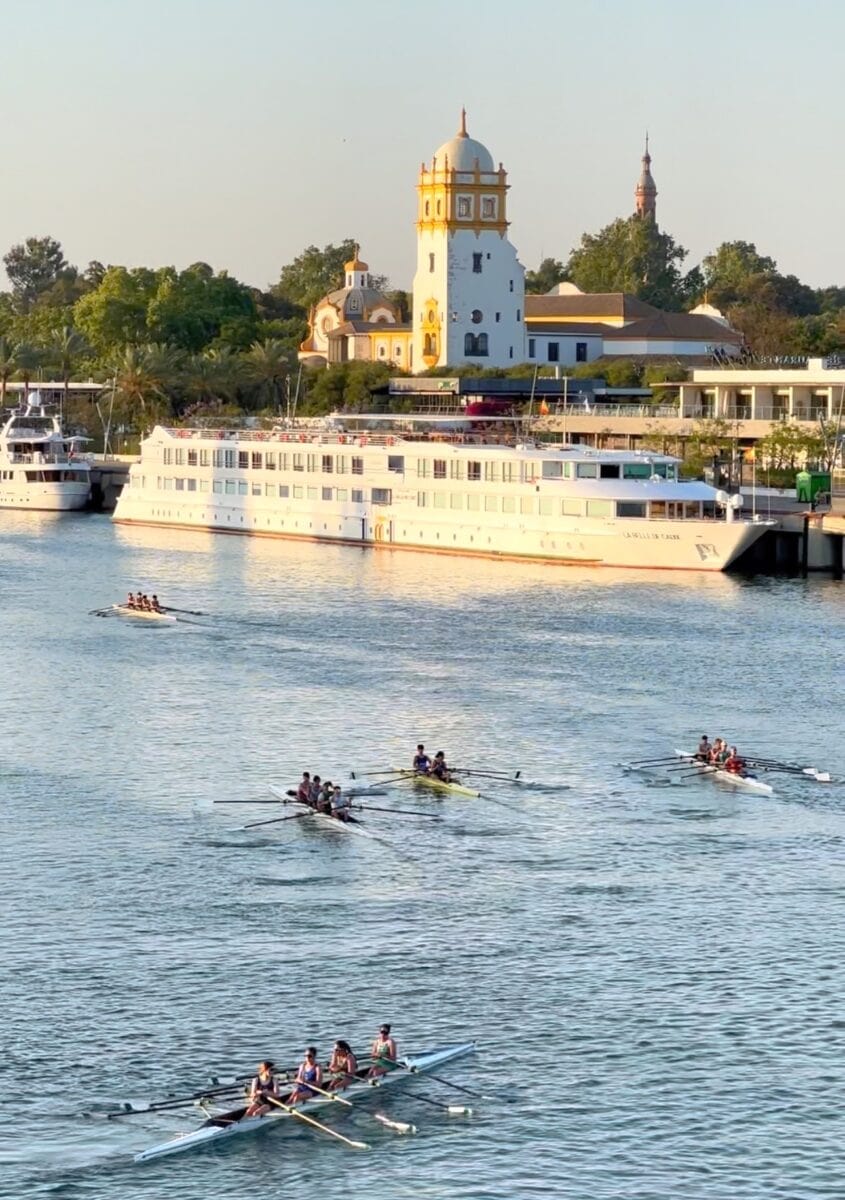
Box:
[111,604,176,624]
[267,785,378,840]
[134,1041,476,1163]
[675,749,774,796]
[389,768,481,799]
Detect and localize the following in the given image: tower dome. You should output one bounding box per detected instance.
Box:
[433,108,495,172]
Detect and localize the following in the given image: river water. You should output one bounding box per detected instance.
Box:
[1,512,844,1200]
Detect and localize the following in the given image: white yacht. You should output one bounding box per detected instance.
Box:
[112,420,774,571]
[0,401,91,511]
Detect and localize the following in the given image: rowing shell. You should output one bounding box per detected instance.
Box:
[675,750,774,796]
[390,768,481,799]
[267,785,377,839]
[111,604,176,624]
[134,1041,476,1163]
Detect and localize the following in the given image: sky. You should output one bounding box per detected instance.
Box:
[2,0,844,294]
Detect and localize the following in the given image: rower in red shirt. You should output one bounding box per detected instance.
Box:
[724,747,745,775]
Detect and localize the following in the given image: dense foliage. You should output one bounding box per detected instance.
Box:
[1,218,844,446]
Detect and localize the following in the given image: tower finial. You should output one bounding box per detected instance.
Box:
[645,130,649,158]
[459,106,467,137]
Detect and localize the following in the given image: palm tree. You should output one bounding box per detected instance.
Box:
[51,324,88,421]
[12,341,44,405]
[111,343,182,430]
[183,346,245,412]
[0,337,14,408]
[245,338,290,413]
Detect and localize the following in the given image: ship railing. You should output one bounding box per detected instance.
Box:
[161,426,407,448]
[8,451,90,465]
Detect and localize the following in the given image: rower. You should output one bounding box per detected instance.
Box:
[715,740,731,766]
[412,744,431,774]
[289,1047,322,1104]
[244,1060,279,1117]
[724,747,746,775]
[327,1039,358,1090]
[695,735,711,762]
[125,592,136,609]
[316,781,334,814]
[330,784,352,821]
[369,1023,398,1077]
[430,751,451,782]
[151,594,162,613]
[297,772,311,804]
[308,775,322,807]
[708,737,725,765]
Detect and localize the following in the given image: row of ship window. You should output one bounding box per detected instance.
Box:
[160,447,677,483]
[133,476,710,519]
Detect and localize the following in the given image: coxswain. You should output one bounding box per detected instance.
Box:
[724,747,745,775]
[368,1023,398,1077]
[327,1039,358,1090]
[297,772,312,804]
[289,1047,322,1104]
[430,751,451,782]
[695,735,711,762]
[412,744,431,774]
[244,1060,279,1116]
[308,774,323,807]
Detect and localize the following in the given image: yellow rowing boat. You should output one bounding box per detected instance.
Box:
[390,768,481,799]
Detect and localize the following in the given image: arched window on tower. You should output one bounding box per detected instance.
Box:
[464,333,475,355]
[477,333,489,356]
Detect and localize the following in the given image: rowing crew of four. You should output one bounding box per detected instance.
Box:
[124,591,164,613]
[695,735,747,777]
[246,1025,398,1115]
[412,744,452,782]
[296,772,353,819]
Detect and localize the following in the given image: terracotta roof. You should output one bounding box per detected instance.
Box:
[604,312,743,344]
[525,293,660,321]
[525,321,609,337]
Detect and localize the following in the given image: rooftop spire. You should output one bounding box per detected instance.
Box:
[459,106,467,137]
[635,132,657,221]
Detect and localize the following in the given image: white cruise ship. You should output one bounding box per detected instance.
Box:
[112,422,774,571]
[0,401,91,511]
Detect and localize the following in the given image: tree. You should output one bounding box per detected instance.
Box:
[12,341,45,403]
[110,343,182,426]
[245,338,292,411]
[272,240,358,312]
[183,346,246,411]
[701,241,776,308]
[51,325,88,419]
[0,337,14,406]
[525,257,567,295]
[566,216,695,309]
[146,264,259,352]
[74,266,159,356]
[3,236,71,311]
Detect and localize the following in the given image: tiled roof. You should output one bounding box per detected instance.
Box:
[605,312,743,343]
[525,293,660,321]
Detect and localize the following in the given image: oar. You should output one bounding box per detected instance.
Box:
[385,1088,471,1116]
[86,1084,247,1118]
[350,771,419,787]
[627,756,688,767]
[350,804,441,818]
[450,768,522,781]
[162,606,206,616]
[364,1060,472,1115]
[228,812,312,832]
[88,606,115,616]
[407,1068,493,1101]
[263,1093,369,1149]
[214,799,291,805]
[745,758,832,781]
[281,1074,414,1132]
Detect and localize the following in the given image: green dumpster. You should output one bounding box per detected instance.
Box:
[795,470,831,502]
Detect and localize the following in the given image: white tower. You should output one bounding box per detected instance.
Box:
[412,110,525,371]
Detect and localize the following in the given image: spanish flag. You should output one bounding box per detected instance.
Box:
[539,400,550,416]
